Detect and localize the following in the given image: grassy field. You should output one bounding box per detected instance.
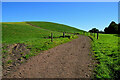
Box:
[91,33,120,79]
[26,21,85,33]
[2,22,67,44]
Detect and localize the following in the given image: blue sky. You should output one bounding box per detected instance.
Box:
[2,2,118,31]
[2,0,120,2]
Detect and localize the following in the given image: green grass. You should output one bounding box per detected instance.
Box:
[26,21,85,33]
[7,60,13,64]
[91,34,120,79]
[24,36,78,53]
[2,22,67,44]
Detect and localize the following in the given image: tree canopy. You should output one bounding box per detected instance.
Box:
[89,28,99,33]
[104,21,119,34]
[88,21,119,34]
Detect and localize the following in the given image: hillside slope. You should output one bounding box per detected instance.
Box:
[26,21,85,33]
[2,22,65,43]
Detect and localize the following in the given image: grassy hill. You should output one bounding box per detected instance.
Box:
[2,22,62,44]
[2,22,86,44]
[26,21,85,33]
[2,21,82,56]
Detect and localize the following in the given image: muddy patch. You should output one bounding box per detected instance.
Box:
[2,43,30,76]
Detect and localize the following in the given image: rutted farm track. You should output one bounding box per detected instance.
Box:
[4,35,94,78]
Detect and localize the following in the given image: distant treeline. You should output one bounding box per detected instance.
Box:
[104,21,119,34]
[89,21,120,34]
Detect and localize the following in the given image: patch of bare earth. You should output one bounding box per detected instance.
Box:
[3,35,94,78]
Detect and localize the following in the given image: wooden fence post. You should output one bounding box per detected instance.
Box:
[51,33,53,42]
[74,32,75,35]
[90,32,91,36]
[63,32,65,38]
[97,32,99,39]
[90,32,92,36]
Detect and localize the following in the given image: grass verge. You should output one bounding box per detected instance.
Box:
[90,34,120,79]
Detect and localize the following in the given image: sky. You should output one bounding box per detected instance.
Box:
[2,2,118,31]
[1,0,120,2]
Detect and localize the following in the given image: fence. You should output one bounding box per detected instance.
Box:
[50,32,71,42]
[79,32,99,40]
[50,31,99,42]
[89,32,99,39]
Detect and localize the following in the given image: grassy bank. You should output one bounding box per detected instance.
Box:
[26,21,85,33]
[91,34,120,79]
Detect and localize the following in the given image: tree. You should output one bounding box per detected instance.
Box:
[104,21,118,34]
[118,23,120,34]
[104,27,109,33]
[89,28,99,33]
[99,30,104,33]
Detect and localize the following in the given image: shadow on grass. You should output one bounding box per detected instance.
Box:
[112,34,119,37]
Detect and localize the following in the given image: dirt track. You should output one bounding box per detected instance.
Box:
[4,35,94,78]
